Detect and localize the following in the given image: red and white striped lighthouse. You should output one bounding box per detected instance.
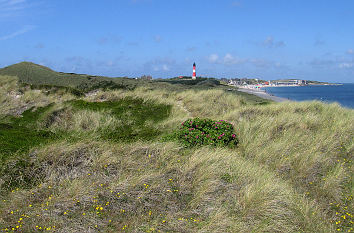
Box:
[192,62,196,80]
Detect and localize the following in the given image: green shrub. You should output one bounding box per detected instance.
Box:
[177,118,238,147]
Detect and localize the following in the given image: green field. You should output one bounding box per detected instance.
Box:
[0,63,353,232]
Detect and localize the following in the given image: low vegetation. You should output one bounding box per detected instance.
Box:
[176,118,238,147]
[0,105,54,159]
[0,65,353,232]
[68,98,171,142]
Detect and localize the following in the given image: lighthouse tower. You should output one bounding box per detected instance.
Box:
[192,63,196,80]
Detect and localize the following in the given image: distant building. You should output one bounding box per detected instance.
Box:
[140,75,152,81]
[275,79,306,86]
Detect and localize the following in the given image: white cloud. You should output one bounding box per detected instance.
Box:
[339,63,354,69]
[309,54,354,70]
[0,25,36,40]
[186,46,197,52]
[162,64,169,71]
[223,53,246,65]
[131,0,151,4]
[347,49,354,55]
[231,1,241,7]
[106,61,114,67]
[0,0,27,18]
[250,59,273,68]
[0,0,26,8]
[208,54,219,63]
[154,35,162,43]
[152,64,170,71]
[152,64,169,71]
[144,57,175,72]
[97,35,122,45]
[223,53,234,64]
[209,53,273,68]
[314,39,325,46]
[34,43,44,49]
[275,62,281,67]
[263,36,285,48]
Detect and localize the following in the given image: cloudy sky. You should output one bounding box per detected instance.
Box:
[0,0,353,82]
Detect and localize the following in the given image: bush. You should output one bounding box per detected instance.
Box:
[177,118,238,147]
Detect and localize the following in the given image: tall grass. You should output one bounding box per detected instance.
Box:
[0,75,74,116]
[177,89,248,118]
[0,78,353,232]
[0,141,335,232]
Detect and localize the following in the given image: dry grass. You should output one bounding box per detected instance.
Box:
[47,107,121,134]
[0,78,353,232]
[0,75,75,116]
[176,89,247,118]
[0,141,334,232]
[83,87,190,132]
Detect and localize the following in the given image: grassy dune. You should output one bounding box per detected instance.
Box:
[0,62,142,93]
[0,74,353,232]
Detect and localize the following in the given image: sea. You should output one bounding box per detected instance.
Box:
[263,83,354,109]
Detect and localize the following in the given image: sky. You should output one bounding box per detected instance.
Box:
[0,0,354,82]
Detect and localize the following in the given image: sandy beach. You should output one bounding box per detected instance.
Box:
[237,88,289,102]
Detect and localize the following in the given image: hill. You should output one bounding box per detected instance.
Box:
[0,68,353,232]
[0,62,137,93]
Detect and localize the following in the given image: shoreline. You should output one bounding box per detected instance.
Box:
[237,88,289,102]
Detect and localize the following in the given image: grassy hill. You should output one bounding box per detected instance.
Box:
[0,62,138,93]
[0,68,353,232]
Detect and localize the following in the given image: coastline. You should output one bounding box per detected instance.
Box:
[237,88,289,102]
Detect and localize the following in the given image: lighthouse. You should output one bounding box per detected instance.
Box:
[192,62,196,80]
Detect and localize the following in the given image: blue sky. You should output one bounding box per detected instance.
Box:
[0,0,354,82]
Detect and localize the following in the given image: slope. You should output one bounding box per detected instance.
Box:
[0,62,136,92]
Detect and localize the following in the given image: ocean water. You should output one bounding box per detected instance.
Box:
[264,83,354,109]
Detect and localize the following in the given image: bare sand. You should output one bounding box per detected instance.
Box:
[237,88,289,102]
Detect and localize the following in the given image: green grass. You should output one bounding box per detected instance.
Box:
[0,105,55,162]
[0,106,57,192]
[69,98,171,141]
[0,68,353,232]
[0,96,171,193]
[0,62,139,92]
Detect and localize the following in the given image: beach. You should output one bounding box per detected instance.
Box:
[237,87,289,102]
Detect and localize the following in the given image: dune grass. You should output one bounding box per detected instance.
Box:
[68,98,171,142]
[0,75,75,116]
[0,77,353,232]
[0,105,55,160]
